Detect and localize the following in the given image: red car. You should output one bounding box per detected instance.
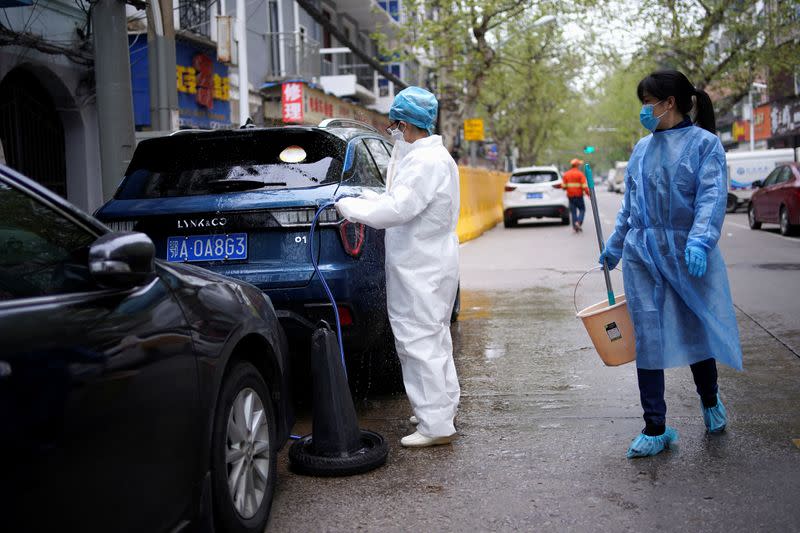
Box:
[748,162,800,236]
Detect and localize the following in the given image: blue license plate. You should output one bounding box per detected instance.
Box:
[527,192,544,199]
[167,233,247,262]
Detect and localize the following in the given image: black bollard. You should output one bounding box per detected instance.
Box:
[289,322,388,476]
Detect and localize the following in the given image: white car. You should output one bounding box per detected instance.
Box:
[502,165,569,228]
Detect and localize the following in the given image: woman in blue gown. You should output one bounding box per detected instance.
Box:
[599,70,743,458]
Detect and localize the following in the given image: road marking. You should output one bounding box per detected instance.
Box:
[726,222,800,243]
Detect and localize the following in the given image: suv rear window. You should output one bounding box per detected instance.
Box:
[116,129,345,199]
[510,171,558,184]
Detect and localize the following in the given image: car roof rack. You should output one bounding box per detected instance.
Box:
[318,118,379,133]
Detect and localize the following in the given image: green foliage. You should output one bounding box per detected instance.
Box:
[628,0,800,111]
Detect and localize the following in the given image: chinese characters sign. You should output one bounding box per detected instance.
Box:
[771,99,800,137]
[753,105,771,141]
[177,67,230,103]
[129,36,232,129]
[282,82,304,124]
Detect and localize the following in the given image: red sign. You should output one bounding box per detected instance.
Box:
[753,105,772,141]
[193,54,214,109]
[308,96,333,117]
[282,82,304,124]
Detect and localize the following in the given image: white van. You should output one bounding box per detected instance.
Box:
[725,149,797,212]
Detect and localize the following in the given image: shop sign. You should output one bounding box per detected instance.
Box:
[267,83,389,131]
[175,41,231,129]
[282,82,304,123]
[732,120,750,142]
[129,36,231,129]
[753,105,772,141]
[771,99,800,137]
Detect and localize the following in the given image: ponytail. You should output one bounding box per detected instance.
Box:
[692,88,717,134]
[637,70,717,134]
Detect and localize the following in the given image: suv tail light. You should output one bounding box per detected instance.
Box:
[339,220,365,257]
[337,305,354,326]
[552,183,563,189]
[504,185,517,192]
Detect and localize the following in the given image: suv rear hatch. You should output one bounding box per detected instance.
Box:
[505,169,562,202]
[95,128,349,289]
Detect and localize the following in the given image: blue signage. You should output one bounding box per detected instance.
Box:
[129,36,231,129]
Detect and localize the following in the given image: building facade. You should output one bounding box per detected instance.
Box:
[0,0,417,212]
[0,0,103,212]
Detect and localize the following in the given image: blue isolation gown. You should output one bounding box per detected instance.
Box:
[605,122,743,370]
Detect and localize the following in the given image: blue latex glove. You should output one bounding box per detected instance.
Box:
[702,394,727,433]
[598,248,620,270]
[626,426,679,459]
[685,245,707,277]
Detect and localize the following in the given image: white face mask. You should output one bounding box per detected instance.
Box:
[389,127,405,143]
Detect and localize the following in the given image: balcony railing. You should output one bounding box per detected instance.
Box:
[335,53,375,91]
[264,32,322,80]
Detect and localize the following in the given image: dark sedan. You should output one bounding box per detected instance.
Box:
[0,165,292,533]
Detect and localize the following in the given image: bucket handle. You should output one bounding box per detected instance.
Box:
[573,266,608,315]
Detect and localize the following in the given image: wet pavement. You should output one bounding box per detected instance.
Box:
[267,189,800,532]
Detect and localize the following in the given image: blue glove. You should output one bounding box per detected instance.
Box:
[685,245,707,277]
[598,248,620,270]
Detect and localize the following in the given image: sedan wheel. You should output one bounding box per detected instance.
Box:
[780,207,796,236]
[748,204,761,230]
[227,388,270,519]
[212,362,277,533]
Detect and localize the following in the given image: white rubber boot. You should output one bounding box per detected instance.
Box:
[400,431,456,448]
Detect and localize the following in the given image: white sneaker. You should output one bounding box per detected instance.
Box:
[409,415,419,425]
[400,431,456,448]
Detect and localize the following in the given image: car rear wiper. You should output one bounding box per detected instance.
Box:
[208,179,287,192]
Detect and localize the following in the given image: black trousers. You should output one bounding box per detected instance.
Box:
[637,358,718,436]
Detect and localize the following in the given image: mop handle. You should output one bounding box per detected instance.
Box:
[584,163,616,306]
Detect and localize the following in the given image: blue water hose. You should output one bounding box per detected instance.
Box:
[286,199,355,442]
[308,200,347,376]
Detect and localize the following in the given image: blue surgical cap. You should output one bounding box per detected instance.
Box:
[389,87,438,134]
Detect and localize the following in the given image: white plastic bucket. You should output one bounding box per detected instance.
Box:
[574,268,636,366]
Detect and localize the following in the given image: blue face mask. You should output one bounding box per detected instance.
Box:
[640,102,667,132]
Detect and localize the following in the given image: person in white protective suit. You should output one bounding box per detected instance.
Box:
[336,87,461,448]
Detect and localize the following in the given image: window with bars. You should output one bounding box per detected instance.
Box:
[179,0,212,38]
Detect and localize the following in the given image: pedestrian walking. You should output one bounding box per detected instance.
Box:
[598,70,742,458]
[336,87,461,448]
[563,158,590,232]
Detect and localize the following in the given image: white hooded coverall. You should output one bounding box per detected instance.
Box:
[336,135,460,437]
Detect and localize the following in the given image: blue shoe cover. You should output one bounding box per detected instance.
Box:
[702,394,727,433]
[626,427,679,459]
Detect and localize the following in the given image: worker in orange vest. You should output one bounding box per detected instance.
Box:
[562,158,590,232]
